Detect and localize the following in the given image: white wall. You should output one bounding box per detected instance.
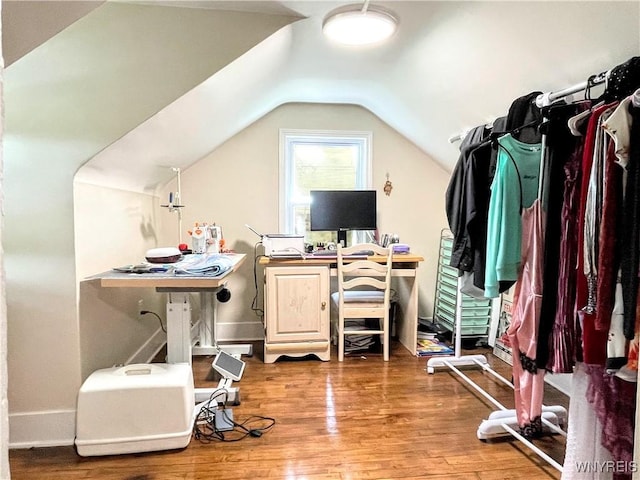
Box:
[157,103,451,340]
[1,0,9,474]
[3,4,293,449]
[74,183,167,381]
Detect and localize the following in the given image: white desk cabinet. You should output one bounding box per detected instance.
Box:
[263,266,331,363]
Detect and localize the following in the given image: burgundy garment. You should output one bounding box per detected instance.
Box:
[576,104,617,365]
[585,364,637,476]
[546,136,586,372]
[536,101,590,373]
[595,141,624,332]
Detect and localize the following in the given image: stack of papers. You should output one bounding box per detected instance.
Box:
[344,320,377,353]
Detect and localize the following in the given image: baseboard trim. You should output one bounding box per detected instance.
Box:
[544,373,572,397]
[9,409,76,448]
[215,321,263,342]
[9,324,261,449]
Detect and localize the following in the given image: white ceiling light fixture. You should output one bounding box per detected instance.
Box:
[322,1,398,46]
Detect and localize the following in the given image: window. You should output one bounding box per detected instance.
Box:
[279,129,372,246]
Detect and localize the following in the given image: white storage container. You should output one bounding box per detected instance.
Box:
[75,363,194,456]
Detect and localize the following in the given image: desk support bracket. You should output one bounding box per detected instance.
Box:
[160,287,250,406]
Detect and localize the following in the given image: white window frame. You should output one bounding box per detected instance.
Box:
[278,129,373,235]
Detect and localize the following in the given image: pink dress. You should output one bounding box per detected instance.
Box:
[505,198,546,437]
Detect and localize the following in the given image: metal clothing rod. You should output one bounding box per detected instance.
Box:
[448,69,609,142]
[535,70,609,108]
[448,129,468,144]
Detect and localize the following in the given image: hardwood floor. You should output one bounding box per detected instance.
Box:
[9,342,569,479]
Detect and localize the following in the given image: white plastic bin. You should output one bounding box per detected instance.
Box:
[75,363,194,456]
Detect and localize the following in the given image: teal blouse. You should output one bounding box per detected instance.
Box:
[484,134,542,298]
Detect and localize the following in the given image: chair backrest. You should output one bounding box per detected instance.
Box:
[336,242,393,307]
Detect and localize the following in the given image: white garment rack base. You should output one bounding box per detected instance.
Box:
[426,354,488,373]
[479,407,566,440]
[427,354,567,472]
[427,277,567,472]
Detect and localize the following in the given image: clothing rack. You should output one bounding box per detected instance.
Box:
[436,72,624,473]
[447,70,610,144]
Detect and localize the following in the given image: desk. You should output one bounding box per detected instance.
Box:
[259,253,423,362]
[94,253,248,402]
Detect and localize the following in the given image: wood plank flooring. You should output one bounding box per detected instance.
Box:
[9,342,569,479]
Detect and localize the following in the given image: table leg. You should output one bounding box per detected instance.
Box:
[166,292,192,364]
[192,290,253,357]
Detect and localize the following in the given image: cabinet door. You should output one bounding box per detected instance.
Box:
[265,266,329,343]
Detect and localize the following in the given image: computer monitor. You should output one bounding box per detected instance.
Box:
[309,190,377,247]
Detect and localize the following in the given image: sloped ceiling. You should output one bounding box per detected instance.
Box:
[6,1,640,194]
[2,1,105,67]
[3,1,300,192]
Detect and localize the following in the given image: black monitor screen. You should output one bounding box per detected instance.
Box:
[310,190,377,232]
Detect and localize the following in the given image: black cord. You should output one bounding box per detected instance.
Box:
[251,241,266,320]
[193,388,276,443]
[140,310,166,333]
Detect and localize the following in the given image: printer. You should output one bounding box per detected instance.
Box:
[262,234,305,257]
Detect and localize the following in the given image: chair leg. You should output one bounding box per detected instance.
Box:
[338,313,344,362]
[383,313,389,361]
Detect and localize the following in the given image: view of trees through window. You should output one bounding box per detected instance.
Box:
[281,130,371,247]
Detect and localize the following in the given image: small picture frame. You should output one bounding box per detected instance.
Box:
[493,294,513,366]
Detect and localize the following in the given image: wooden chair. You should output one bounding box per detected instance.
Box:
[333,242,393,361]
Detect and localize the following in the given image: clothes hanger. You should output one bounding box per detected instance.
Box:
[565,78,606,136]
[584,74,597,100]
[568,106,599,137]
[489,119,541,141]
[632,88,640,108]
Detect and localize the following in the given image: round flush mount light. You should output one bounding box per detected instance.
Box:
[322,2,398,46]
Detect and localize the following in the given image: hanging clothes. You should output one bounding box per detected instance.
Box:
[546,120,588,373]
[446,124,491,272]
[602,56,640,104]
[536,101,591,372]
[602,95,633,169]
[595,139,625,370]
[505,91,544,144]
[586,365,637,477]
[562,363,614,480]
[506,198,547,436]
[598,97,633,373]
[484,134,542,298]
[485,130,545,437]
[459,120,507,295]
[620,105,640,341]
[574,102,618,366]
[619,104,640,381]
